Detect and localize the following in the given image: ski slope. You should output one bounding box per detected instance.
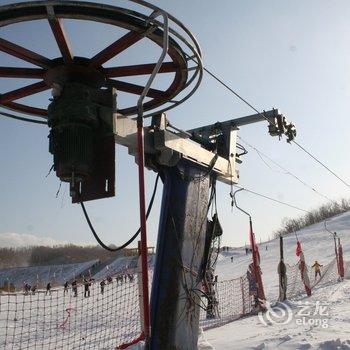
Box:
[0,211,349,349]
[0,259,99,289]
[203,211,350,349]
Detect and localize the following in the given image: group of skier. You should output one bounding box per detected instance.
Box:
[23,283,37,295]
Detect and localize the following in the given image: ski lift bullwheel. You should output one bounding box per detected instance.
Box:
[0,0,202,118]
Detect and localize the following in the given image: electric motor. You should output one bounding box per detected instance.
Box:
[48,82,113,199]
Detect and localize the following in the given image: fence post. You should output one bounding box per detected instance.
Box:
[338,238,345,280]
[249,218,266,308]
[278,235,287,301]
[240,277,246,315]
[333,234,341,278]
[137,240,145,335]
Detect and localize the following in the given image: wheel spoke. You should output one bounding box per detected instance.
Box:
[108,80,164,99]
[2,102,47,117]
[0,67,45,79]
[91,31,143,67]
[104,62,177,78]
[0,38,52,69]
[0,81,49,104]
[47,16,73,64]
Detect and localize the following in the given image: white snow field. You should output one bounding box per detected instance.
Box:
[0,211,349,349]
[203,211,350,349]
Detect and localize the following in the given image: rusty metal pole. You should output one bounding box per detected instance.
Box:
[135,11,169,344]
[136,116,150,341]
[338,237,345,280]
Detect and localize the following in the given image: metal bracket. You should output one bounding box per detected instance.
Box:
[114,113,239,184]
[113,109,296,185]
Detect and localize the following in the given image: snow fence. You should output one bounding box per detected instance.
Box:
[0,268,253,349]
[286,258,340,299]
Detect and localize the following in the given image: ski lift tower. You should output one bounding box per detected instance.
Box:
[0,1,296,349]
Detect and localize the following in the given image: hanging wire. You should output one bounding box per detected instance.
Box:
[324,219,337,238]
[203,66,350,190]
[234,185,311,213]
[231,188,251,219]
[81,174,160,252]
[237,136,332,202]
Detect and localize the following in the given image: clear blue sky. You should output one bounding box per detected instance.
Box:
[1,0,350,248]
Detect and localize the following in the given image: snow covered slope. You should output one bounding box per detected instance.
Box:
[93,255,155,280]
[204,211,350,349]
[216,211,350,299]
[0,259,99,289]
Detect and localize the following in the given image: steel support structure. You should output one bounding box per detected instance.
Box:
[150,160,211,350]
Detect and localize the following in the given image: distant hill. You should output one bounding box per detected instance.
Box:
[0,244,129,269]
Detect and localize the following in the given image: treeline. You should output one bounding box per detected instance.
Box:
[0,244,126,269]
[274,198,350,237]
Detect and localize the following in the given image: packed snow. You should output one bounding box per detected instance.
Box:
[203,211,350,349]
[1,211,350,349]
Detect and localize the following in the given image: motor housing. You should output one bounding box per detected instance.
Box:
[48,82,116,202]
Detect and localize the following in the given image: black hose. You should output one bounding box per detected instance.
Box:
[80,174,160,252]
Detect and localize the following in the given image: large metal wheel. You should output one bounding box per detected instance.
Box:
[0,0,202,118]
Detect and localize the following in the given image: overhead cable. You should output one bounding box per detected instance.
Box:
[237,135,332,202]
[203,66,350,190]
[234,185,311,213]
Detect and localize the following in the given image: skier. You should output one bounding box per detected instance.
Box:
[63,281,69,295]
[31,285,37,295]
[46,282,51,296]
[23,283,30,295]
[71,280,78,297]
[100,280,106,294]
[83,278,90,298]
[312,260,323,279]
[230,256,233,263]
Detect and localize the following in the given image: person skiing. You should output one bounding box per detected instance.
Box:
[100,280,106,294]
[71,280,78,297]
[83,278,90,298]
[312,260,323,279]
[31,285,37,295]
[230,256,233,263]
[23,282,30,295]
[63,281,69,295]
[46,282,51,296]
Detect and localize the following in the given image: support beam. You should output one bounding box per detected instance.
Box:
[0,81,48,104]
[113,114,239,185]
[91,31,143,67]
[150,160,211,350]
[188,109,280,135]
[0,37,52,69]
[47,15,74,64]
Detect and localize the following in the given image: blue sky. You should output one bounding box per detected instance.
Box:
[1,0,350,248]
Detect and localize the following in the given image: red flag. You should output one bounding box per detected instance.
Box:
[296,240,302,257]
